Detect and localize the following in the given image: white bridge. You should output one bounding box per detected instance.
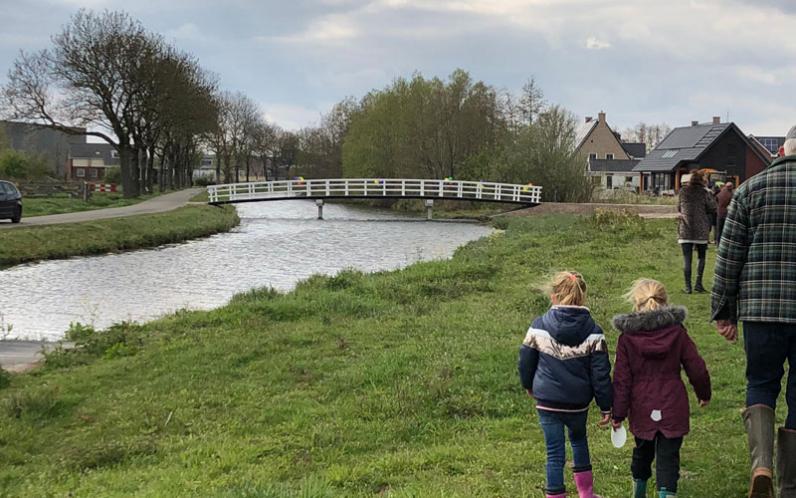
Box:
[208,178,542,205]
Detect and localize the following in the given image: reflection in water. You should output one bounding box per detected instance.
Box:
[0,201,492,340]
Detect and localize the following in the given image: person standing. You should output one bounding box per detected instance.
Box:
[715,181,735,245]
[678,170,717,293]
[712,125,796,498]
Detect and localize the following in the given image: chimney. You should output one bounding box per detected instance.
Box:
[691,120,699,126]
[585,116,593,123]
[598,111,606,122]
[712,116,721,125]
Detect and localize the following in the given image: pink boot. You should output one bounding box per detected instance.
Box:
[573,470,602,498]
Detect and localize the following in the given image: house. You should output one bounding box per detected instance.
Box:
[576,111,647,190]
[1,120,85,177]
[67,143,120,181]
[192,154,218,182]
[634,117,771,193]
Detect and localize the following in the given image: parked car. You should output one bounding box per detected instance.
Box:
[0,180,22,223]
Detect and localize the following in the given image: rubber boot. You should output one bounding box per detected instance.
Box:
[658,490,676,497]
[778,428,796,498]
[573,470,602,498]
[633,479,648,498]
[694,257,707,293]
[682,265,692,294]
[744,405,776,498]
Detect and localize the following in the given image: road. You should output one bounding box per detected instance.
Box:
[0,188,203,228]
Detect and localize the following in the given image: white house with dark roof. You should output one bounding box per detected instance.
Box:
[68,143,120,181]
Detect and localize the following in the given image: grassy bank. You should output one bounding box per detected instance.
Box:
[24,192,158,217]
[0,213,760,496]
[0,205,239,268]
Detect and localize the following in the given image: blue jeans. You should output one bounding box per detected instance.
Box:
[538,409,592,494]
[743,322,796,428]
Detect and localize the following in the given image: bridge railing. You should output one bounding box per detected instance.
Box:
[208,178,542,205]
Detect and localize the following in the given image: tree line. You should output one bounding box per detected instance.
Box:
[0,10,300,197]
[293,71,592,202]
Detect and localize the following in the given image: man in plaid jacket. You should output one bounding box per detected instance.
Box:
[712,125,796,498]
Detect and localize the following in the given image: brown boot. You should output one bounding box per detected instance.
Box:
[744,405,776,498]
[778,428,796,498]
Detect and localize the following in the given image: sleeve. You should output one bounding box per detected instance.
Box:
[611,335,632,422]
[518,342,539,392]
[711,189,751,322]
[681,329,712,401]
[589,330,613,413]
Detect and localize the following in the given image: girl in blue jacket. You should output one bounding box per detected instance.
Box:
[518,271,613,498]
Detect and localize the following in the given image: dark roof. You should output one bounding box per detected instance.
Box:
[69,142,120,166]
[588,158,640,172]
[634,122,731,172]
[621,142,647,158]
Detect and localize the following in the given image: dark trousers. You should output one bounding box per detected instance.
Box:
[716,216,726,245]
[538,409,591,494]
[681,243,707,283]
[631,432,683,493]
[743,322,796,428]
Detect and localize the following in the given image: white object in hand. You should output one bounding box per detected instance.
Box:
[651,410,662,422]
[611,424,627,449]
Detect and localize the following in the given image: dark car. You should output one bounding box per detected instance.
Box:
[0,180,22,223]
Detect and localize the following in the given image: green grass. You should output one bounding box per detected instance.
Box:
[0,205,239,268]
[24,192,158,217]
[0,213,761,496]
[191,190,210,202]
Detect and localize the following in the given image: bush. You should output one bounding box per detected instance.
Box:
[0,368,10,390]
[193,176,216,187]
[0,149,49,180]
[103,166,122,184]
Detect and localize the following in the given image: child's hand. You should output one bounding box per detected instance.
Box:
[610,419,623,430]
[598,412,611,428]
[699,399,710,408]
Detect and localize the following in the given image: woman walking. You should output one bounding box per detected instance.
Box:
[677,170,717,293]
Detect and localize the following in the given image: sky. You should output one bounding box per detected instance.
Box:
[0,0,794,136]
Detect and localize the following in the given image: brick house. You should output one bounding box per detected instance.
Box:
[576,111,646,190]
[68,143,120,181]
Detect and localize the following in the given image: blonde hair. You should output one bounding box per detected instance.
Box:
[549,271,587,306]
[625,278,668,312]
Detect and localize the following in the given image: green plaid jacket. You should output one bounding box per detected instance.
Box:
[712,155,796,323]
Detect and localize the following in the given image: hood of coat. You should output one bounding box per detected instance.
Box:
[611,306,687,358]
[540,306,598,347]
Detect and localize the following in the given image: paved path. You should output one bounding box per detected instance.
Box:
[0,188,203,228]
[0,341,68,372]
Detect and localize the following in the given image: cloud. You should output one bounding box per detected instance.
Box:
[585,36,611,50]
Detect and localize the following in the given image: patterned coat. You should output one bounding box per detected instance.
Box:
[677,183,717,242]
[712,155,796,323]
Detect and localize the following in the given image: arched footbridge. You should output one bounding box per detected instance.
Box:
[207,178,542,218]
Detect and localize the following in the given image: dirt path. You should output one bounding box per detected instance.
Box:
[0,188,203,228]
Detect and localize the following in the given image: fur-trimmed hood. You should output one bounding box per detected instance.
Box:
[612,306,687,333]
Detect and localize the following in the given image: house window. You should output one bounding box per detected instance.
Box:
[111,150,119,159]
[626,176,634,184]
[75,168,85,178]
[662,150,678,159]
[89,168,99,179]
[589,153,597,160]
[201,158,213,167]
[606,176,613,189]
[606,153,614,160]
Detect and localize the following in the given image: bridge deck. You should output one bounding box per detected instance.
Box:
[207,179,542,205]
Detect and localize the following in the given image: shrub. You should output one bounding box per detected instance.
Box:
[193,176,216,187]
[103,166,122,184]
[0,368,10,390]
[0,149,49,180]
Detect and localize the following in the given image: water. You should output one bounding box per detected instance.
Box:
[0,201,493,341]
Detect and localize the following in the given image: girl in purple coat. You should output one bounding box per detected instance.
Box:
[611,279,711,498]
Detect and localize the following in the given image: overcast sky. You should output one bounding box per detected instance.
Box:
[1,0,794,135]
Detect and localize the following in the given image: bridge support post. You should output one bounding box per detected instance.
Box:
[316,199,324,220]
[425,199,434,221]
